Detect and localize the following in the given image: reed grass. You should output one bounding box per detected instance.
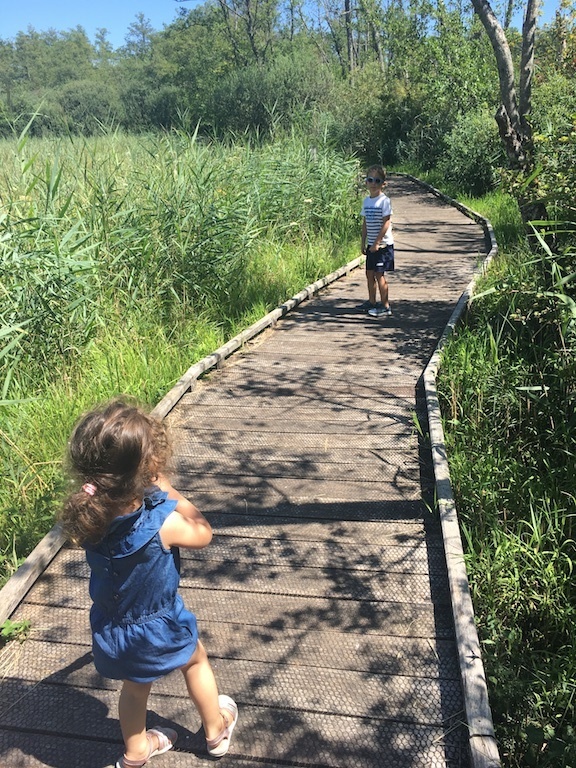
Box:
[0,127,359,583]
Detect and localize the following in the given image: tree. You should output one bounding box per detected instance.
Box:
[13,27,94,90]
[357,0,386,72]
[0,40,17,110]
[470,0,553,224]
[470,0,539,172]
[124,13,156,58]
[57,78,125,132]
[153,6,235,117]
[94,28,116,68]
[214,0,278,64]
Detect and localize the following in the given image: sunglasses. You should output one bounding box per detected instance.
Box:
[365,176,383,184]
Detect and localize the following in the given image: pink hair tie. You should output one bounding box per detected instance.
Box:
[82,483,97,496]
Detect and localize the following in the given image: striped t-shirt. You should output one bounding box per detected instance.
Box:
[361,193,393,246]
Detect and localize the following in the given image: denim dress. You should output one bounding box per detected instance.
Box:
[85,487,199,683]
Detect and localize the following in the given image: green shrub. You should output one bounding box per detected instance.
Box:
[401,107,454,171]
[317,67,419,164]
[209,54,336,135]
[437,108,504,196]
[57,78,125,133]
[504,75,576,223]
[531,72,576,134]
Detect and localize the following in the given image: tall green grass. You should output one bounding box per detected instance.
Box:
[438,203,576,767]
[0,127,360,583]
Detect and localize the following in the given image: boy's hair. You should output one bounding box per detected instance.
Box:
[60,399,171,545]
[367,165,386,181]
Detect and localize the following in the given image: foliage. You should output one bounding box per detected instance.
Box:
[398,11,498,170]
[535,7,576,78]
[531,72,576,134]
[498,73,576,223]
[437,107,504,196]
[531,121,576,222]
[0,618,31,644]
[208,52,336,135]
[314,64,412,162]
[0,0,500,162]
[56,78,125,133]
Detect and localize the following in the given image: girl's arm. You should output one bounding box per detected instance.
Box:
[156,473,213,550]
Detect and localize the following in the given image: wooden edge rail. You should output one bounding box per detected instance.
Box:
[402,173,501,768]
[0,523,66,626]
[0,254,364,625]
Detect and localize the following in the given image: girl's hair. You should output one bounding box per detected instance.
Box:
[60,399,171,546]
[367,164,386,182]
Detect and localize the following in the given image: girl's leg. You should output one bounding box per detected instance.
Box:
[376,273,389,307]
[118,680,153,762]
[180,641,231,741]
[366,269,377,303]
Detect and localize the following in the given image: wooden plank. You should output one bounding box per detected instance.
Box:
[20,578,456,639]
[0,687,470,768]
[6,617,461,678]
[33,547,448,605]
[2,649,465,725]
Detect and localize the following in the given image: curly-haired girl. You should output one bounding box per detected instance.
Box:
[61,399,238,766]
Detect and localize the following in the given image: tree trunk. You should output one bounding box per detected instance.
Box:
[344,0,355,75]
[471,0,522,155]
[358,0,386,72]
[503,0,514,29]
[215,0,246,65]
[472,0,547,224]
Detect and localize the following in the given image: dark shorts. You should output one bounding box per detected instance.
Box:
[365,244,395,273]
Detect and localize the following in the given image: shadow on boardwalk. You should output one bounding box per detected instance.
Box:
[0,176,487,768]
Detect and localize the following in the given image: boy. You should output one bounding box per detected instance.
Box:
[359,165,394,317]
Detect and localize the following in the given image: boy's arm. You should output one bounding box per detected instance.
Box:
[361,218,367,253]
[156,473,213,549]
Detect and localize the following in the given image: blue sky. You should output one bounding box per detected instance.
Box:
[0,0,184,49]
[0,0,563,51]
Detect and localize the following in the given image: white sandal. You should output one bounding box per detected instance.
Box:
[116,726,177,767]
[206,695,238,757]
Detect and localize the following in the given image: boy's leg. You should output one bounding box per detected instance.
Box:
[118,680,153,762]
[375,273,389,307]
[366,269,377,304]
[181,641,230,741]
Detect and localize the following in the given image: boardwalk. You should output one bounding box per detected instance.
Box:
[1,176,491,768]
